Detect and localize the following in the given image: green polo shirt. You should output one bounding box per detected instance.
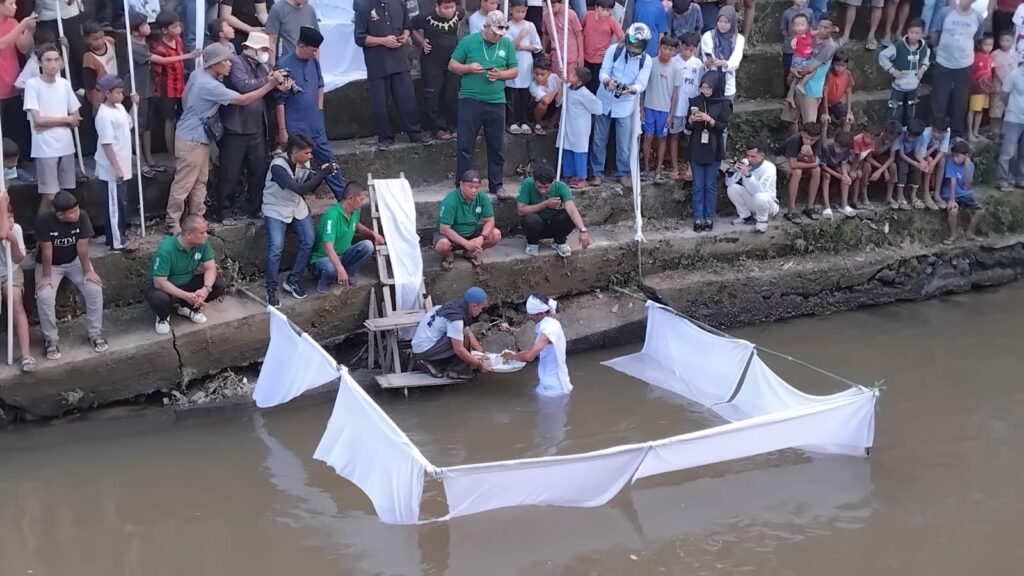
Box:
[437,188,494,237]
[311,203,360,262]
[148,236,215,286]
[516,177,573,220]
[451,33,517,104]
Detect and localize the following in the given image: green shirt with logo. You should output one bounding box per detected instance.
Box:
[311,203,361,262]
[516,177,573,220]
[437,188,494,237]
[148,236,215,286]
[451,33,518,104]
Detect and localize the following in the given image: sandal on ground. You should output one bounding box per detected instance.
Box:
[141,165,157,178]
[897,201,911,210]
[417,359,445,379]
[654,173,667,185]
[20,356,36,373]
[440,257,455,271]
[784,212,803,224]
[91,337,109,353]
[533,124,546,136]
[802,208,819,221]
[45,341,61,361]
[467,252,484,267]
[150,164,167,172]
[912,199,925,209]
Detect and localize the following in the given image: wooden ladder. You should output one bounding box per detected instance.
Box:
[363,173,462,390]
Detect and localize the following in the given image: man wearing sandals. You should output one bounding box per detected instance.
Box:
[34,191,107,360]
[145,214,227,335]
[780,121,823,224]
[434,170,503,270]
[308,181,384,293]
[411,285,493,379]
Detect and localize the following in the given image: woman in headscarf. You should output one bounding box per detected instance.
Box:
[686,70,731,233]
[699,4,745,101]
[502,293,573,396]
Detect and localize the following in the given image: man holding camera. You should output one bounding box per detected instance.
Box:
[217,32,290,221]
[591,22,653,189]
[276,26,347,202]
[726,138,780,233]
[263,134,339,306]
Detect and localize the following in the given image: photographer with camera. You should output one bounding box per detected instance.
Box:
[216,31,293,221]
[262,134,338,306]
[725,138,780,234]
[591,22,654,189]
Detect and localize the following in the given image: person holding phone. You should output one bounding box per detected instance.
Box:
[515,163,590,258]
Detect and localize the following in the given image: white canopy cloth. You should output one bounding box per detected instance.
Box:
[312,0,368,90]
[252,306,342,408]
[314,369,434,524]
[373,178,423,313]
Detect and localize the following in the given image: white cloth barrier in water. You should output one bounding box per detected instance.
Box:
[252,307,342,408]
[373,178,423,314]
[602,302,754,405]
[253,302,877,524]
[314,369,434,525]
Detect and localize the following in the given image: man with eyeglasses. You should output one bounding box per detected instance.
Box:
[448,10,518,198]
[725,138,779,233]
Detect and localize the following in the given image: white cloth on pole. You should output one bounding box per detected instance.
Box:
[314,369,433,525]
[441,443,649,519]
[534,316,573,397]
[630,100,644,241]
[252,307,342,408]
[633,392,877,481]
[373,178,422,313]
[603,302,753,405]
[310,0,368,90]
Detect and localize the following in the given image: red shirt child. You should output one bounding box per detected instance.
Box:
[971,50,994,95]
[151,36,186,98]
[582,8,625,65]
[791,30,813,61]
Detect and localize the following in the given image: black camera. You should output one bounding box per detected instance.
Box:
[275,67,303,94]
[612,82,626,99]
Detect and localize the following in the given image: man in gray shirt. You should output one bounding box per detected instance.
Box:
[267,0,320,64]
[165,43,284,234]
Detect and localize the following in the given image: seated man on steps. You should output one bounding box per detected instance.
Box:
[145,215,227,334]
[726,138,780,234]
[435,170,502,270]
[516,164,590,257]
[411,286,493,379]
[35,191,107,361]
[308,181,384,293]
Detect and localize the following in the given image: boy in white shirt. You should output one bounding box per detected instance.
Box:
[668,33,703,180]
[94,74,136,251]
[470,0,499,34]
[23,44,81,217]
[557,67,602,188]
[529,57,562,135]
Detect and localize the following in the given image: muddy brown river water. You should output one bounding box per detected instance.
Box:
[3,284,1024,576]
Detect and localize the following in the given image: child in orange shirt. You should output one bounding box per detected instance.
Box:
[822,50,855,138]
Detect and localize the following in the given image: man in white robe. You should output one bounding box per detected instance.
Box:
[503,294,572,396]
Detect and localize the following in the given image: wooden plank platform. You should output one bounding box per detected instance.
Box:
[364,310,425,331]
[375,372,467,389]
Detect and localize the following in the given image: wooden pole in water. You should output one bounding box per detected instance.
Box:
[54,7,87,175]
[122,0,148,236]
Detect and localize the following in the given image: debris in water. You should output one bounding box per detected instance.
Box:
[630,554,639,560]
[782,261,795,270]
[611,304,620,314]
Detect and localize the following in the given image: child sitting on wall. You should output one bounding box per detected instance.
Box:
[819,130,857,219]
[942,140,983,243]
[892,118,925,210]
[915,119,951,210]
[529,56,562,135]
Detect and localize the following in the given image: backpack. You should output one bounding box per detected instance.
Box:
[612,44,648,71]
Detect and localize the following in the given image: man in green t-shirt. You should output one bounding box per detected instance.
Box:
[144,215,226,335]
[434,169,503,269]
[309,181,385,293]
[516,164,591,258]
[449,10,518,197]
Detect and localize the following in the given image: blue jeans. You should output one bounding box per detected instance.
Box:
[310,240,374,292]
[591,113,632,178]
[265,215,315,292]
[691,162,718,221]
[998,121,1024,186]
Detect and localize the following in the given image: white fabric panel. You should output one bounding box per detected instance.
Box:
[374,178,423,314]
[634,392,876,481]
[311,0,368,91]
[602,302,754,405]
[441,444,650,519]
[630,101,645,241]
[314,370,432,525]
[252,307,342,408]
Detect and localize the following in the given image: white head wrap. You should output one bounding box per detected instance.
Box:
[526,295,557,315]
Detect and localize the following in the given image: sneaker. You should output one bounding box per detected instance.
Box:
[999,182,1015,192]
[435,130,455,141]
[520,124,532,135]
[509,124,523,135]
[176,306,208,324]
[282,279,307,300]
[822,208,834,220]
[554,243,572,258]
[754,221,768,233]
[155,318,171,335]
[267,289,281,308]
[839,205,857,217]
[524,243,540,256]
[376,140,396,151]
[732,215,755,226]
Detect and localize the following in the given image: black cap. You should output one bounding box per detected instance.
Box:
[298,26,323,48]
